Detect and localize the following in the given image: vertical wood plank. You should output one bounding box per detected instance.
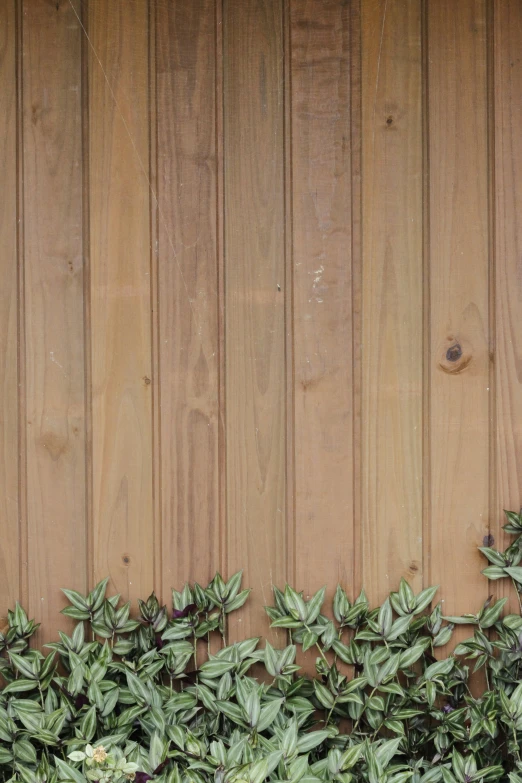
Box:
[494,0,522,611]
[290,0,355,636]
[351,0,363,601]
[0,0,19,626]
[361,0,423,603]
[89,0,154,601]
[428,0,490,619]
[155,0,220,598]
[148,0,160,603]
[224,0,286,641]
[22,0,86,643]
[216,0,226,602]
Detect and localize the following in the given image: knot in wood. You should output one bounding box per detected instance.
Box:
[438,338,472,375]
[446,343,462,362]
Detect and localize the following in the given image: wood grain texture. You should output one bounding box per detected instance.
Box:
[89,0,154,602]
[224,0,287,642]
[494,0,522,612]
[351,0,363,601]
[156,0,221,597]
[361,0,423,603]
[427,0,490,620]
[3,1,522,649]
[22,0,86,643]
[0,0,19,627]
[290,0,355,638]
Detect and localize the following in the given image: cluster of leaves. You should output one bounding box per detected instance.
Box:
[3,511,522,783]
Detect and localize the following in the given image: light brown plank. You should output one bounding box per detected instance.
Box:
[494,0,522,612]
[156,0,220,599]
[224,0,286,642]
[0,0,19,627]
[22,0,86,643]
[428,0,490,621]
[361,0,423,603]
[89,0,154,602]
[290,0,355,648]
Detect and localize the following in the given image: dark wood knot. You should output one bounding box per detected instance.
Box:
[438,337,472,374]
[446,343,462,362]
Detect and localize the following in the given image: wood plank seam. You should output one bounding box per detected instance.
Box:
[351,0,363,601]
[16,0,28,615]
[421,0,431,592]
[284,0,295,595]
[216,0,227,591]
[81,0,94,595]
[148,0,162,600]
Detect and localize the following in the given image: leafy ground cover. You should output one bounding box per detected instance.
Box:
[3,511,522,783]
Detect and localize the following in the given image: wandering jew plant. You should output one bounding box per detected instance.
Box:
[2,511,522,783]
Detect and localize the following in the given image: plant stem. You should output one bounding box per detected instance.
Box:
[303,623,329,666]
[512,579,522,615]
[371,719,385,741]
[220,608,227,647]
[314,642,329,666]
[325,696,338,726]
[352,686,377,734]
[513,725,521,764]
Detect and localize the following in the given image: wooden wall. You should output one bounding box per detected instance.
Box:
[1,0,521,647]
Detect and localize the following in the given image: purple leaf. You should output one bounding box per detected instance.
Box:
[75,694,89,710]
[172,604,197,620]
[154,634,164,650]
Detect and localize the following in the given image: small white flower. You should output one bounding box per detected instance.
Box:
[93,746,108,764]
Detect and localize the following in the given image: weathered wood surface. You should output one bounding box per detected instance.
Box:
[361,0,423,603]
[22,0,86,645]
[0,0,514,642]
[88,0,154,605]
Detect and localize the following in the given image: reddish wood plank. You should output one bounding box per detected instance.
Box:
[494,0,522,612]
[89,0,154,602]
[428,0,490,622]
[361,0,423,603]
[290,0,355,653]
[224,0,287,642]
[156,0,221,600]
[0,0,19,627]
[22,0,86,643]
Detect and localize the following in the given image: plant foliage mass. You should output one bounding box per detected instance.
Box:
[2,511,522,783]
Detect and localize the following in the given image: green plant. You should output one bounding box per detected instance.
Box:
[66,744,138,783]
[2,510,522,783]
